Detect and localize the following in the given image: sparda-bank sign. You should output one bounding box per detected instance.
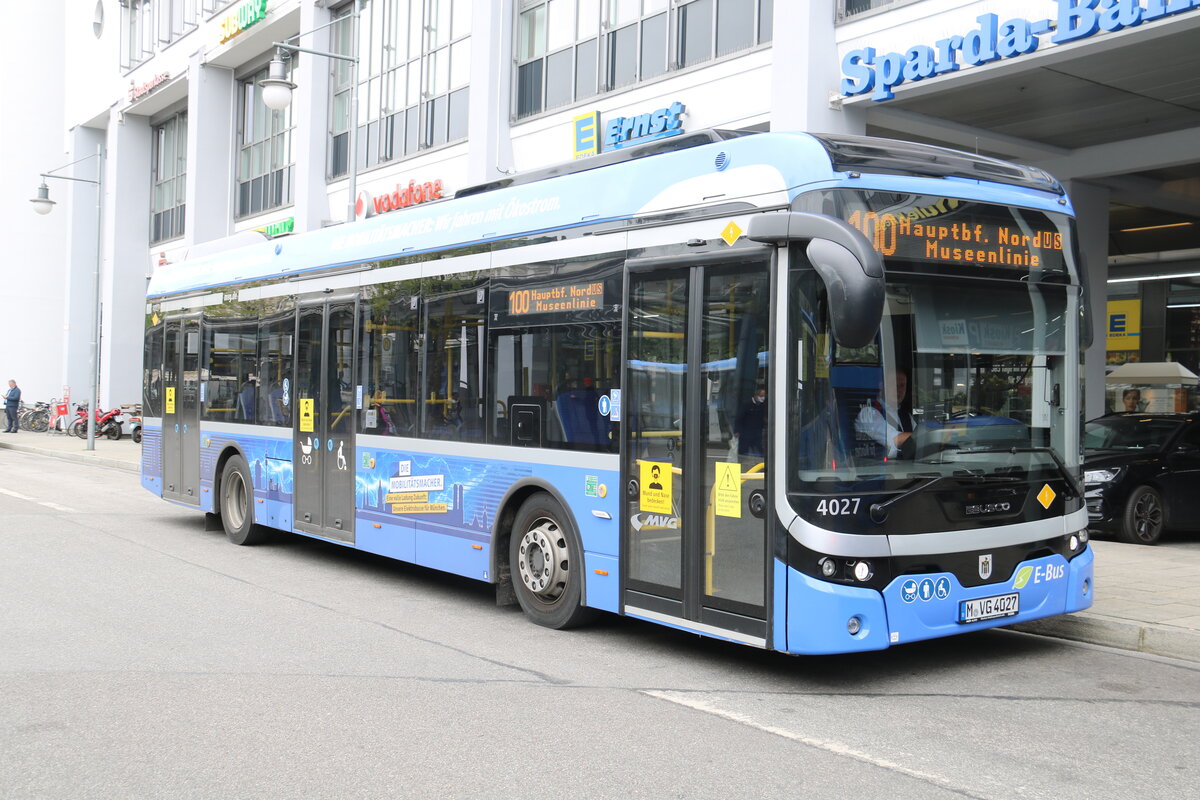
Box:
[842,0,1200,102]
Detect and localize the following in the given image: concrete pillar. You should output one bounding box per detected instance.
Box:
[103,109,153,409]
[1067,180,1110,421]
[186,56,235,248]
[292,1,335,230]
[1138,282,1167,362]
[61,126,106,412]
[466,0,514,183]
[769,1,865,135]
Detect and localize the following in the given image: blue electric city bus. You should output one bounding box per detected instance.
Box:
[142,130,1094,654]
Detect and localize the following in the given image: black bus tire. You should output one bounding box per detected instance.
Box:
[509,493,596,630]
[220,454,269,546]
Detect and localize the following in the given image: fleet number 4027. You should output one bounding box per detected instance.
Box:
[816,498,861,516]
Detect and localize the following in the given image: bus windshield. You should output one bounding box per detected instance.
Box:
[787,197,1081,501]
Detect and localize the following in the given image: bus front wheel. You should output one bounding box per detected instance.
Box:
[510,493,595,629]
[220,454,269,546]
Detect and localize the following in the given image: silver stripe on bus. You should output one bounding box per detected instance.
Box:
[200,420,293,440]
[356,433,620,471]
[785,507,1089,559]
[624,607,766,648]
[887,508,1089,557]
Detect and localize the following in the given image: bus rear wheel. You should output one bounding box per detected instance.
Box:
[510,493,594,629]
[220,454,269,546]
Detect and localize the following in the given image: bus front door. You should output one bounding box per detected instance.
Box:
[623,257,771,646]
[162,315,201,505]
[293,300,357,544]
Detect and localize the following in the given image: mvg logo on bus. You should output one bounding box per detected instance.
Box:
[630,513,680,531]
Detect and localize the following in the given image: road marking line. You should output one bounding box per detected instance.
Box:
[0,487,76,512]
[642,690,984,797]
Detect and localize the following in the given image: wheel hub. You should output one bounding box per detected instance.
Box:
[517,518,568,600]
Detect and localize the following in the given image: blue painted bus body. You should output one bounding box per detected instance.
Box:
[143,131,1090,655]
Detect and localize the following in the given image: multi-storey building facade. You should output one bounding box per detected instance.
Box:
[5,1,1199,416]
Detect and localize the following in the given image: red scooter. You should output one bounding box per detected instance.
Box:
[70,403,126,440]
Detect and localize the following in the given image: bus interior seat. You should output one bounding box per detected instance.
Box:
[555,389,606,448]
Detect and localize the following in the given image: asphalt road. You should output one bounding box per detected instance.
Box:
[1,449,1197,799]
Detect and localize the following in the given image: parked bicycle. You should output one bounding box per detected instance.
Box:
[19,400,51,432]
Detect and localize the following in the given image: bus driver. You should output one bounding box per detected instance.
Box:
[855,367,914,460]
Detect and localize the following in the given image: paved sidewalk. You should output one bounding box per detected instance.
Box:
[0,430,140,472]
[2,432,1198,661]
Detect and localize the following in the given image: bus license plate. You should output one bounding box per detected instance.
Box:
[958,593,1019,624]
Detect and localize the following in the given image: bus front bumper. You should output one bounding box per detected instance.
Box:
[783,546,1094,655]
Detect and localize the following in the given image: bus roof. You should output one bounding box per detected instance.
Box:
[148,130,1069,299]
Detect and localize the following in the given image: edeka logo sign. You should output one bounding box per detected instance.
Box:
[220,0,268,44]
[603,101,685,150]
[573,112,601,159]
[842,1,1200,102]
[356,179,444,219]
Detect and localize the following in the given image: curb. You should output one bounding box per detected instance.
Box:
[0,439,140,474]
[1010,614,1200,663]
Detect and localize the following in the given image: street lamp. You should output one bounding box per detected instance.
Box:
[29,144,105,451]
[258,8,359,224]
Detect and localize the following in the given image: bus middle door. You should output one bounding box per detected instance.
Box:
[293,299,357,543]
[162,314,201,505]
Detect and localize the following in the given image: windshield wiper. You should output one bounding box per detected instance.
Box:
[868,471,1018,523]
[953,446,1083,499]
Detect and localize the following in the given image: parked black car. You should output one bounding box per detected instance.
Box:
[1083,412,1200,544]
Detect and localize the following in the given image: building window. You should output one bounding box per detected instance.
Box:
[121,1,201,68]
[151,112,187,243]
[237,64,294,218]
[121,0,155,69]
[514,0,772,120]
[157,0,199,45]
[329,0,472,179]
[837,1,914,22]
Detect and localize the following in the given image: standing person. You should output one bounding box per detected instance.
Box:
[856,367,914,459]
[3,379,20,433]
[735,384,768,457]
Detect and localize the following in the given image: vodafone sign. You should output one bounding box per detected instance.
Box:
[356,179,445,219]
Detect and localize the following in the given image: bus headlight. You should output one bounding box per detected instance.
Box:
[819,557,837,578]
[1068,534,1079,552]
[853,561,873,582]
[847,616,863,635]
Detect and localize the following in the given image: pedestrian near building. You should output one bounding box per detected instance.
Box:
[4,379,20,433]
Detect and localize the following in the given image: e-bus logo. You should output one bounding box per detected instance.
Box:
[356,179,445,219]
[603,101,685,151]
[1013,562,1065,588]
